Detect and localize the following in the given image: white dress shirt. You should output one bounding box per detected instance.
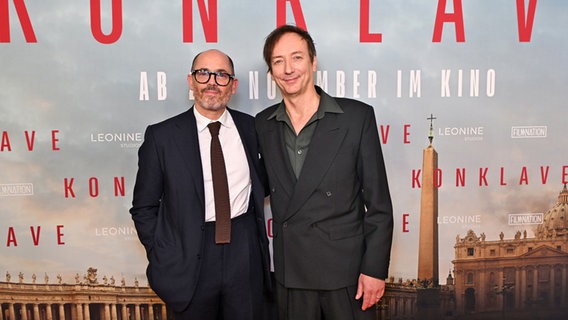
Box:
[194,108,251,221]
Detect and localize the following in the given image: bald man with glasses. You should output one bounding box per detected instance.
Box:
[130,49,273,320]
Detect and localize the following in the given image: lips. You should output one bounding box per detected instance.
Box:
[282,76,299,85]
[202,86,220,94]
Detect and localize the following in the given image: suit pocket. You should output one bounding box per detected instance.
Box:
[153,204,178,247]
[149,239,182,265]
[146,239,188,309]
[328,221,364,240]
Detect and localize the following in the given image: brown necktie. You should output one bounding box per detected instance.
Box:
[208,122,231,244]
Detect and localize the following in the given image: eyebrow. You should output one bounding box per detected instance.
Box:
[194,67,232,74]
[271,50,304,60]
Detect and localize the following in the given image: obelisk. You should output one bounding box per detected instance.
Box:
[416,114,441,319]
[417,114,439,286]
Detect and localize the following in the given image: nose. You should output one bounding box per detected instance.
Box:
[284,59,293,74]
[207,74,217,85]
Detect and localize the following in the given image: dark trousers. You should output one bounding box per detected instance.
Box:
[276,281,375,320]
[174,211,265,320]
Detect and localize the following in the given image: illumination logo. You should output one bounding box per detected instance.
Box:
[508,213,543,225]
[511,126,547,138]
[0,183,34,196]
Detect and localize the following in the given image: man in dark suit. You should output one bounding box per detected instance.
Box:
[255,25,394,320]
[130,49,272,320]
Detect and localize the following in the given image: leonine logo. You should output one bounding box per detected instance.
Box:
[0,183,34,196]
[90,132,143,148]
[438,126,484,142]
[511,126,547,138]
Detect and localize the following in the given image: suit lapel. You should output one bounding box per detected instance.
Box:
[266,120,297,198]
[173,109,205,209]
[285,112,346,219]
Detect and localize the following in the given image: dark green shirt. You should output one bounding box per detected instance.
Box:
[267,87,343,178]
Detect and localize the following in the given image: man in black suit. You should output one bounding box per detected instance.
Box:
[255,25,394,320]
[130,49,272,320]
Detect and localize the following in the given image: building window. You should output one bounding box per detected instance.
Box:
[489,272,496,292]
[490,249,496,256]
[507,248,514,254]
[538,266,550,282]
[504,268,516,285]
[528,247,533,251]
[527,269,534,299]
[467,248,474,256]
[467,272,474,284]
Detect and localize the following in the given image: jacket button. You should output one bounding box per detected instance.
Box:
[283,222,288,228]
[326,191,332,197]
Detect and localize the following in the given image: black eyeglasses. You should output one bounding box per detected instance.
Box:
[191,69,234,86]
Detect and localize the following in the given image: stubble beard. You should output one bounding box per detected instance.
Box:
[196,86,229,112]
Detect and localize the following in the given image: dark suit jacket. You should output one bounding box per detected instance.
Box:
[130,107,271,312]
[255,87,393,290]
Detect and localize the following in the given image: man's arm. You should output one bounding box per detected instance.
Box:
[129,126,163,253]
[356,105,394,308]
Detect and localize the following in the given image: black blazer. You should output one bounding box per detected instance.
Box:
[255,87,393,290]
[130,107,271,312]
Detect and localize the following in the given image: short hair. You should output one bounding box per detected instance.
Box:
[191,50,235,75]
[263,25,316,72]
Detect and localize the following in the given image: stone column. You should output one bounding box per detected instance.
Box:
[550,267,556,307]
[478,269,486,310]
[386,296,394,317]
[20,303,28,320]
[46,303,53,320]
[134,304,141,320]
[520,267,527,307]
[33,304,40,320]
[8,303,16,320]
[84,304,91,320]
[76,303,84,320]
[104,304,111,320]
[121,304,128,320]
[111,303,118,320]
[533,267,540,300]
[561,264,568,308]
[161,304,167,320]
[149,304,155,320]
[515,267,521,308]
[57,303,66,320]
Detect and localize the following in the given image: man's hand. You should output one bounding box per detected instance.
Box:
[355,273,385,311]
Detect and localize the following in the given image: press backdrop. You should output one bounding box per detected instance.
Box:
[1,0,566,297]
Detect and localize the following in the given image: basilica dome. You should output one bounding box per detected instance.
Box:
[535,184,568,239]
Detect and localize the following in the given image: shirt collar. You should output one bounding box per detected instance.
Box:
[193,107,232,133]
[268,85,343,122]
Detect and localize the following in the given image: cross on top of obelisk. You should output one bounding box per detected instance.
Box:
[427,113,437,145]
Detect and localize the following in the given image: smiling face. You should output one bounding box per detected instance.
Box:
[188,49,238,120]
[269,32,317,99]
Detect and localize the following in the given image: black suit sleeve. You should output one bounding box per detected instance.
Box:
[357,106,394,280]
[130,125,163,254]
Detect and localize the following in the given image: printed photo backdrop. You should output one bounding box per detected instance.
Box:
[1,0,566,296]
